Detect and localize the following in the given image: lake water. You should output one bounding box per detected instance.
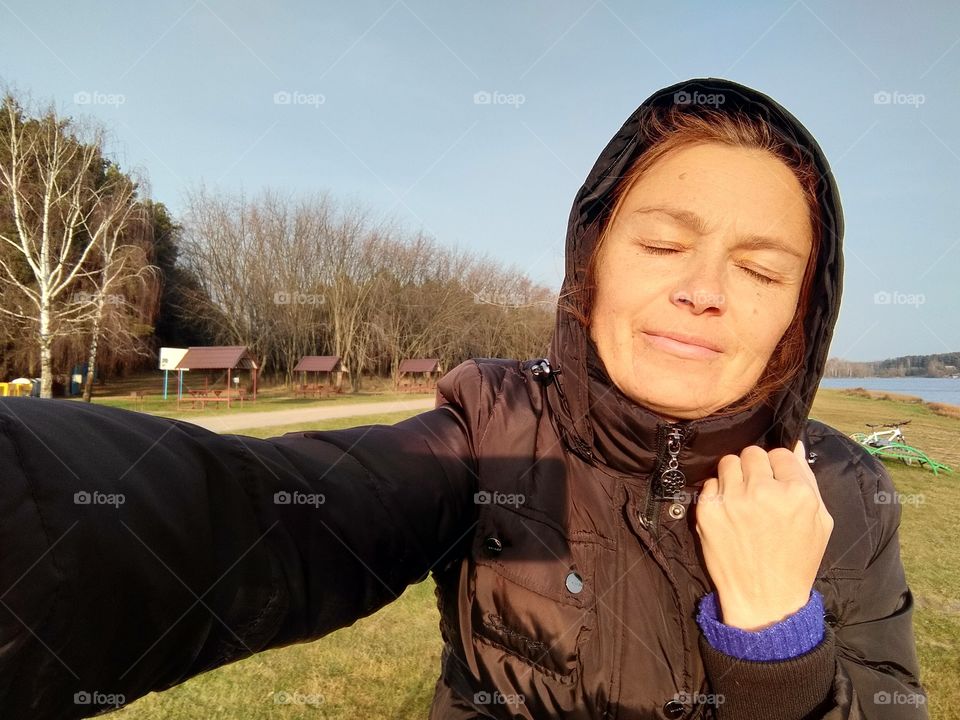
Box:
[818,377,960,407]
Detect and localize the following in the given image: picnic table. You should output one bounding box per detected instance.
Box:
[397,381,436,393]
[181,388,247,410]
[293,383,344,400]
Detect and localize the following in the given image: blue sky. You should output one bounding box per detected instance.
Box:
[1,0,957,362]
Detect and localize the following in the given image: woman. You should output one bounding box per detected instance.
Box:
[0,78,926,719]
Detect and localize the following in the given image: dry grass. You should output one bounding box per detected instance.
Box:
[113,391,960,720]
[840,386,960,420]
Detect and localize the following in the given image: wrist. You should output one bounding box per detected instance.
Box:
[716,591,813,631]
[697,590,827,662]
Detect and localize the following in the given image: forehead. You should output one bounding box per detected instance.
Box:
[617,143,814,250]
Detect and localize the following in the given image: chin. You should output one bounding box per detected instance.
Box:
[619,380,721,419]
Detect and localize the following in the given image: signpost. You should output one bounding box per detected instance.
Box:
[159,347,189,401]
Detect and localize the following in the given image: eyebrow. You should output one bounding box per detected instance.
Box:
[629,205,807,259]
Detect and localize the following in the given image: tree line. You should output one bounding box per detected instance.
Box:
[178,187,555,391]
[0,85,555,397]
[825,353,960,378]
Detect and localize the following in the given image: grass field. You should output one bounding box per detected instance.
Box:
[67,370,432,419]
[113,388,959,719]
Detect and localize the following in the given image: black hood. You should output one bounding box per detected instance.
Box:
[545,77,844,482]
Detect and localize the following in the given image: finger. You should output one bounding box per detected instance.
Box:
[699,476,719,501]
[738,445,773,488]
[715,453,743,495]
[794,439,805,462]
[769,446,829,519]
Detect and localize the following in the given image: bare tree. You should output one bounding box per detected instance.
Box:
[179,186,555,390]
[0,91,106,396]
[76,170,160,401]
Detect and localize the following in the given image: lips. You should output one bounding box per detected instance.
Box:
[641,330,723,359]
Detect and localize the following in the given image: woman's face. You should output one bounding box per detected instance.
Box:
[589,142,813,420]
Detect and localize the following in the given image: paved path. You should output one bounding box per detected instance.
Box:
[181,398,435,433]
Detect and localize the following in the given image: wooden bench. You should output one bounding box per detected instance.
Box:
[181,389,247,410]
[294,384,343,399]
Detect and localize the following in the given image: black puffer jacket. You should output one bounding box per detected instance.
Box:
[0,77,926,720]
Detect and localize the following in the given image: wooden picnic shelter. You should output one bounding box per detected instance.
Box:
[396,358,442,392]
[175,346,259,409]
[293,355,346,398]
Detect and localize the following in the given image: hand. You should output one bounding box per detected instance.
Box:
[695,441,834,631]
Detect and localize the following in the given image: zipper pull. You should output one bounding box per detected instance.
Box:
[658,426,686,497]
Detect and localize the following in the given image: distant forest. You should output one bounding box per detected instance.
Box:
[825,353,960,378]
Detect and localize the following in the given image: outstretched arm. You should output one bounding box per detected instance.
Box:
[0,378,478,719]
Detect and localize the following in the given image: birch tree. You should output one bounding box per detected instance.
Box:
[0,92,103,396]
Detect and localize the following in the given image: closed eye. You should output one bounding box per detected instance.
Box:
[738,266,777,285]
[639,245,680,255]
[638,242,780,285]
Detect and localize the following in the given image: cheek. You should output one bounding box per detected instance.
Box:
[593,262,658,322]
[732,288,798,363]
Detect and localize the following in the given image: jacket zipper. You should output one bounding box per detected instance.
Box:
[641,422,690,537]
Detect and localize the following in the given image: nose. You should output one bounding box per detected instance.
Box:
[670,256,726,315]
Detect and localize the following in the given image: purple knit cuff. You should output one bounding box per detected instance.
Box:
[696,590,826,661]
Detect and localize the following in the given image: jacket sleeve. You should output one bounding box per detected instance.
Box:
[698,451,928,720]
[0,362,482,719]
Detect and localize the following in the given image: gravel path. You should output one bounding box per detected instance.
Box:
[181,398,435,433]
